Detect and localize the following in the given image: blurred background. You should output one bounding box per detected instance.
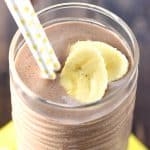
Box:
[0,0,150,148]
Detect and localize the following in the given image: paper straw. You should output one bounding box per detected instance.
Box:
[5,0,61,79]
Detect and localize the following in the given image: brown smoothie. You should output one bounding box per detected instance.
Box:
[15,21,132,106]
[11,21,136,150]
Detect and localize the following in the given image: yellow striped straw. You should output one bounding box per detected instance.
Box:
[5,0,61,79]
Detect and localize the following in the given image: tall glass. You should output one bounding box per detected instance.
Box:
[9,3,139,150]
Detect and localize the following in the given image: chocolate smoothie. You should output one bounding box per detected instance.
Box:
[11,21,136,150]
[15,21,132,106]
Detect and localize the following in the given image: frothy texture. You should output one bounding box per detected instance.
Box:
[15,21,131,106]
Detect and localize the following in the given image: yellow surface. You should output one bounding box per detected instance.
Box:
[0,122,16,150]
[0,121,148,150]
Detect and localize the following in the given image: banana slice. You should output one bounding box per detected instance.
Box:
[71,41,129,82]
[60,45,108,104]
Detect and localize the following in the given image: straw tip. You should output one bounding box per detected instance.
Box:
[54,62,61,71]
[42,71,56,80]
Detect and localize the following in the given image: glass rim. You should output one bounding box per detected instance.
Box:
[9,2,139,109]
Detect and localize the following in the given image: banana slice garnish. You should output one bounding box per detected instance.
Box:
[60,41,129,104]
[60,45,108,104]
